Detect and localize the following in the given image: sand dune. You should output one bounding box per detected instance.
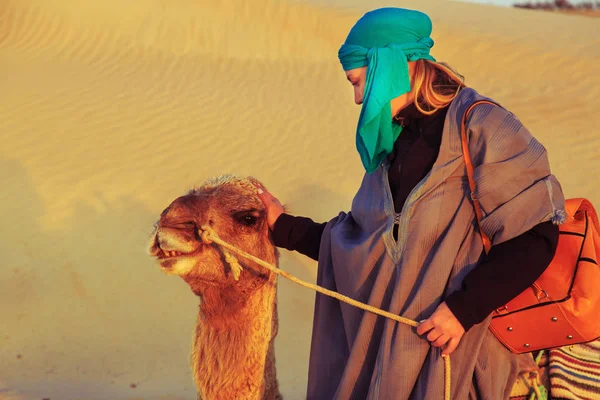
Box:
[1,0,599,398]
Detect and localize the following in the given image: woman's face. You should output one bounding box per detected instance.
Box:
[345,67,368,105]
[345,62,416,115]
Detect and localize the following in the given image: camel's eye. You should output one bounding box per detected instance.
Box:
[233,210,260,228]
[241,215,257,226]
[234,213,258,227]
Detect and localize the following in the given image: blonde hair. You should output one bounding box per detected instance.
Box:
[411,60,466,115]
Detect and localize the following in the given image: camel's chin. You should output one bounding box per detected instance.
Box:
[157,256,197,276]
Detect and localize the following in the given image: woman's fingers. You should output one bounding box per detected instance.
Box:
[442,338,460,356]
[251,182,284,230]
[256,189,270,202]
[258,191,282,209]
[253,182,266,195]
[426,328,443,343]
[254,183,273,204]
[256,193,271,211]
[417,303,465,355]
[416,319,434,335]
[432,334,450,348]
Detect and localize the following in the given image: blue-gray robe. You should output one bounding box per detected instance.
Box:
[307,87,565,400]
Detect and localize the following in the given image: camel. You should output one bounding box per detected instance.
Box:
[148,175,282,400]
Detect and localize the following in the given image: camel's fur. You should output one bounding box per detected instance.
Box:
[149,175,282,400]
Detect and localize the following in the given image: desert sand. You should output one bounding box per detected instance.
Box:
[1,0,598,399]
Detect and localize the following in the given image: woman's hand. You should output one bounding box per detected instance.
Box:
[253,183,285,230]
[416,302,465,356]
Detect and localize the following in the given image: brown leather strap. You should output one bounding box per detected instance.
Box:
[461,100,500,255]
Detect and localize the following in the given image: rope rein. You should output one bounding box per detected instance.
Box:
[198,225,452,400]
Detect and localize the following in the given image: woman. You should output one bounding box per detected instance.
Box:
[255,7,565,399]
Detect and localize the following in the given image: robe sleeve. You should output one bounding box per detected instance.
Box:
[465,103,566,246]
[445,220,559,331]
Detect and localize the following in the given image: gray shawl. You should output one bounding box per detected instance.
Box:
[306,87,565,400]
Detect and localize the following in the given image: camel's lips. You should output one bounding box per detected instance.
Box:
[153,244,207,261]
[157,248,187,259]
[155,246,206,272]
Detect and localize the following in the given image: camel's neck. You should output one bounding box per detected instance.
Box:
[192,280,279,400]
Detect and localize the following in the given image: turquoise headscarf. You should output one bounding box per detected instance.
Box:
[338,8,436,173]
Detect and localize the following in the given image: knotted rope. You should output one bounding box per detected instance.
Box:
[199,225,452,400]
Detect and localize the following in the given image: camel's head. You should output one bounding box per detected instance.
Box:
[148,175,279,294]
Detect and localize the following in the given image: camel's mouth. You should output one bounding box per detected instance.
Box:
[152,243,209,275]
[157,248,188,259]
[155,246,206,261]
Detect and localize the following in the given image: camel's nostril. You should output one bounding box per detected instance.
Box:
[149,237,162,257]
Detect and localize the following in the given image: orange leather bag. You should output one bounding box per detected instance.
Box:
[462,100,600,354]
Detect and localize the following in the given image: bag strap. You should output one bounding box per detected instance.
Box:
[460,99,500,256]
